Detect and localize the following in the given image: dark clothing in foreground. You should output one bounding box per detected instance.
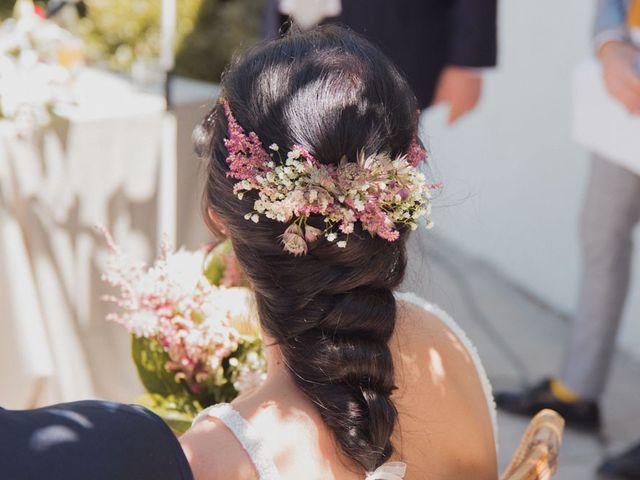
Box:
[264,0,498,109]
[0,400,193,480]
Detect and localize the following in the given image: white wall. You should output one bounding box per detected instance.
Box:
[424,0,640,360]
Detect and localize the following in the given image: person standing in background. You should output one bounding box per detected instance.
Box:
[497,1,640,479]
[264,0,498,121]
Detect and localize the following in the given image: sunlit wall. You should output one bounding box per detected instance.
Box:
[424,0,640,360]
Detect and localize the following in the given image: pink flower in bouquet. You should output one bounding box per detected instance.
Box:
[101,232,257,390]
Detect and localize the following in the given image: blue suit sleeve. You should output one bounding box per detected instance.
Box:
[593,0,628,44]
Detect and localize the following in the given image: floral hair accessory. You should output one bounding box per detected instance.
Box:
[222,98,440,256]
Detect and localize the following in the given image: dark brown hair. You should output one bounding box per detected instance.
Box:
[198,25,419,472]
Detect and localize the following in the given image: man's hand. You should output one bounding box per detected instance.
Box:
[432,66,483,124]
[599,40,640,114]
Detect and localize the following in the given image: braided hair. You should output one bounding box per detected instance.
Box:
[198,25,418,472]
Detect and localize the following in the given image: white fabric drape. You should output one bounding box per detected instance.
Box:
[0,69,164,408]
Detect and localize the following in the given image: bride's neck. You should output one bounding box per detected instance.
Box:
[238,333,309,408]
[263,334,292,385]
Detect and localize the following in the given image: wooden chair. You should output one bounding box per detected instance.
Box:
[500,409,565,480]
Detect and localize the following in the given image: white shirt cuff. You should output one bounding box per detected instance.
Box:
[594,29,629,55]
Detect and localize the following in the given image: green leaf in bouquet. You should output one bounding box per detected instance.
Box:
[131,335,186,398]
[203,240,234,286]
[135,392,202,434]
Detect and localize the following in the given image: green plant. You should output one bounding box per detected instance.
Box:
[0,0,14,18]
[79,0,203,71]
[1,0,264,82]
[79,0,264,82]
[173,0,264,83]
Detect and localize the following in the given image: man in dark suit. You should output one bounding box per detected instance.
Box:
[265,0,498,122]
[0,401,193,480]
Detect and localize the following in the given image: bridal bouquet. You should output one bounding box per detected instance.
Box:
[102,235,266,432]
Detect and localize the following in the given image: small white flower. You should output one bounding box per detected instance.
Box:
[288,149,301,160]
[128,310,158,337]
[337,240,347,248]
[251,214,260,223]
[269,143,279,151]
[326,232,337,242]
[165,248,207,292]
[244,213,252,220]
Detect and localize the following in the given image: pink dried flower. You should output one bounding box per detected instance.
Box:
[408,138,428,166]
[280,224,308,256]
[304,225,322,243]
[222,99,273,183]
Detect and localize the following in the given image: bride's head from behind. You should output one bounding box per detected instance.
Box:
[197,25,430,472]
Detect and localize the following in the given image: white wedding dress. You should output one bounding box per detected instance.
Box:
[192,292,497,480]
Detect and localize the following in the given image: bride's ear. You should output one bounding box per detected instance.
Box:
[206,207,229,237]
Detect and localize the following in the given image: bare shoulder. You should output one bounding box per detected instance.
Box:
[179,417,256,480]
[391,297,498,479]
[394,298,469,359]
[392,298,486,410]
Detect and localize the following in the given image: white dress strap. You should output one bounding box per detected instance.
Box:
[192,403,281,480]
[366,461,407,480]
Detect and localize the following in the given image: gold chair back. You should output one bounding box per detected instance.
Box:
[500,409,565,480]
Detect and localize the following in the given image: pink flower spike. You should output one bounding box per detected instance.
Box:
[408,138,427,166]
[222,98,273,182]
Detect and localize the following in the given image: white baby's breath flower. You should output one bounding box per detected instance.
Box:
[342,223,354,234]
[326,232,337,242]
[336,240,347,248]
[165,248,206,293]
[269,143,279,151]
[128,310,159,338]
